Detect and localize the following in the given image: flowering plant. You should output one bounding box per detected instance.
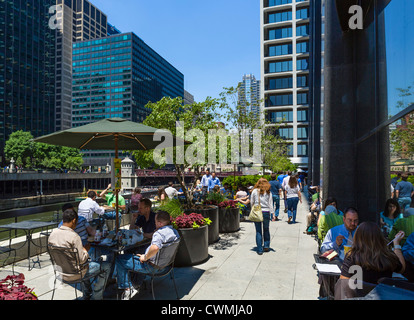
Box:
[172,213,211,230]
[0,274,38,300]
[218,200,237,209]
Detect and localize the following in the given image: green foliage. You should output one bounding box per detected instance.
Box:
[4,130,83,170]
[222,175,271,191]
[155,198,183,220]
[205,191,226,204]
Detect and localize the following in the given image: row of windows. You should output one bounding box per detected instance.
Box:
[266,24,309,41]
[267,110,308,123]
[73,48,131,62]
[275,127,309,140]
[73,34,132,49]
[266,92,308,107]
[267,41,309,57]
[265,75,308,90]
[266,8,309,24]
[72,54,131,67]
[265,0,308,6]
[73,41,131,55]
[266,58,309,74]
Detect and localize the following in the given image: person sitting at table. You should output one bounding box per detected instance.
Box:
[401,231,414,282]
[58,203,95,251]
[48,209,111,300]
[115,210,180,300]
[130,187,142,214]
[100,183,126,211]
[379,198,404,237]
[320,207,360,261]
[129,198,157,240]
[388,208,414,246]
[220,183,233,199]
[339,222,405,287]
[77,190,106,222]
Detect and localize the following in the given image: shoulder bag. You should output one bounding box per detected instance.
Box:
[248,189,263,222]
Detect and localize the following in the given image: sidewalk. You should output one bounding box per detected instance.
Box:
[0,196,321,300]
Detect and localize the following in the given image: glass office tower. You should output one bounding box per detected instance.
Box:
[260,0,311,168]
[238,74,261,116]
[0,0,56,161]
[72,32,184,165]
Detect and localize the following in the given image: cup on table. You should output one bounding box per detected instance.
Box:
[111,202,115,208]
[344,245,351,256]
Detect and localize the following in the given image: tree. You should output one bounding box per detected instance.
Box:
[4,131,34,167]
[390,84,414,157]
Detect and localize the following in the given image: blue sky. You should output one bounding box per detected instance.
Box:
[92,0,261,103]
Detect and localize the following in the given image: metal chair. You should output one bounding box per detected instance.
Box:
[129,238,181,300]
[47,244,106,300]
[0,229,17,275]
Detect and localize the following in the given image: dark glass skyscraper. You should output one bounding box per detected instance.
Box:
[72,32,184,165]
[0,0,56,161]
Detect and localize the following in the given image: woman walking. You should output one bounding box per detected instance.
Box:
[250,178,274,255]
[285,175,302,224]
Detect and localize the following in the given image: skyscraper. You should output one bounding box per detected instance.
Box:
[238,74,261,116]
[260,0,311,168]
[72,32,184,165]
[0,0,56,161]
[54,0,108,131]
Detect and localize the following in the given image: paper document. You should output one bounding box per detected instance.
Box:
[315,263,341,274]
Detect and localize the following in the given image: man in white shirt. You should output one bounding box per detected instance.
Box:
[200,169,211,198]
[78,190,105,222]
[164,182,181,199]
[281,172,291,213]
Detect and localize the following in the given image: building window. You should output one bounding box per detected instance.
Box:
[267,94,293,107]
[297,58,309,70]
[297,109,308,122]
[267,76,292,90]
[297,127,308,140]
[296,24,309,36]
[268,60,292,73]
[296,41,309,53]
[267,27,292,40]
[297,92,308,104]
[297,144,308,156]
[277,127,294,140]
[267,10,292,24]
[296,8,309,19]
[297,75,308,87]
[266,0,292,7]
[268,43,292,57]
[268,110,293,123]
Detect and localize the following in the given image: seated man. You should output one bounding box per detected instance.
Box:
[320,207,359,261]
[48,209,111,300]
[129,198,157,240]
[58,203,95,251]
[389,208,414,246]
[115,210,180,300]
[220,183,234,199]
[77,190,105,222]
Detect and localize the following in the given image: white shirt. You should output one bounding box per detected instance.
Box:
[165,186,179,199]
[282,175,290,190]
[77,197,105,222]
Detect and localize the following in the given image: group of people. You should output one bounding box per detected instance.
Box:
[48,184,180,300]
[310,172,414,297]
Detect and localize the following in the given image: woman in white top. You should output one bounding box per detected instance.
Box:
[251,178,274,255]
[284,175,302,224]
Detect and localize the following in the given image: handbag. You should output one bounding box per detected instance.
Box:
[248,190,263,222]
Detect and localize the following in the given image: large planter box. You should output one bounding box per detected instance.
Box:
[185,205,219,244]
[218,207,240,233]
[174,225,209,267]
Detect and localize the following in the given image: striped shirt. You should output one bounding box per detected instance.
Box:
[58,216,90,245]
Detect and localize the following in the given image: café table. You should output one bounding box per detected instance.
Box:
[0,220,59,270]
[313,253,343,300]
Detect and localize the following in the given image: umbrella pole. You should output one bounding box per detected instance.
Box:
[115,133,119,235]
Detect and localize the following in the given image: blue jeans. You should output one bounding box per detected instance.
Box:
[286,197,299,223]
[254,211,270,253]
[81,261,111,300]
[272,195,280,219]
[115,254,167,289]
[398,197,412,212]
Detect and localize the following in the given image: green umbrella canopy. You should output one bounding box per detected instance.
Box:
[391,159,414,166]
[32,117,189,151]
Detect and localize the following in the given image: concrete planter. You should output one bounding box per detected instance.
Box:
[218,207,240,233]
[174,225,209,267]
[185,205,219,244]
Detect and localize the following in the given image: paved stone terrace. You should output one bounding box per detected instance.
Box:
[0,195,320,300]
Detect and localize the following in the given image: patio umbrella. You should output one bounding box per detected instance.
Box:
[33,117,189,233]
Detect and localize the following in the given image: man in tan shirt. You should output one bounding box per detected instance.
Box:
[48,209,111,300]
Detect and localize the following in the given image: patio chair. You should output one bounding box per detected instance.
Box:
[47,244,106,300]
[0,229,16,275]
[129,238,181,300]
